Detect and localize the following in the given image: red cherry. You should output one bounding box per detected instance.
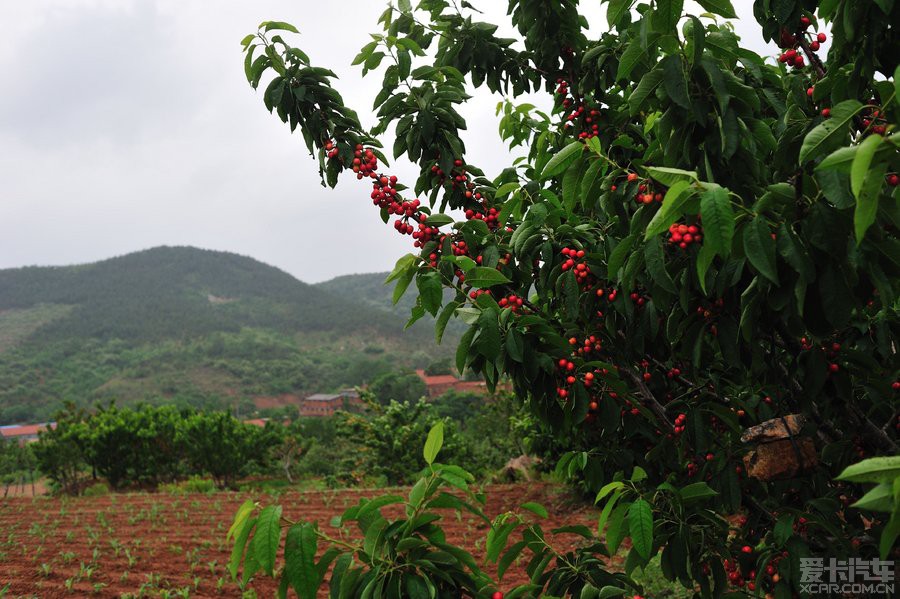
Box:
[887,174,899,186]
[828,363,839,373]
[492,593,504,599]
[817,32,826,43]
[742,545,753,554]
[821,108,831,118]
[807,87,814,97]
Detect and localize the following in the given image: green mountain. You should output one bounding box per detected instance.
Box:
[0,247,449,424]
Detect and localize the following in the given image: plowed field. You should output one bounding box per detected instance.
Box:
[0,483,598,598]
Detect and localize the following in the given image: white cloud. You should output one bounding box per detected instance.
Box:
[0,0,783,283]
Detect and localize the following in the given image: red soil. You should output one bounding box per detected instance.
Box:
[0,483,599,598]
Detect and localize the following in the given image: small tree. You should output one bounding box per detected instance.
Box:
[337,398,468,485]
[178,411,278,489]
[368,369,428,405]
[32,403,88,495]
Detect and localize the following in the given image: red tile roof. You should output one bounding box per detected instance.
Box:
[0,423,55,438]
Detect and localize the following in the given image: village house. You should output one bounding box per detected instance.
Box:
[299,389,363,417]
[0,422,55,446]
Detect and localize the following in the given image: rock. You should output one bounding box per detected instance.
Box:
[741,414,818,481]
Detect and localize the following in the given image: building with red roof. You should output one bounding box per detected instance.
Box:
[0,422,55,446]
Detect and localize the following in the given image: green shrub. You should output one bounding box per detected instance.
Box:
[82,482,109,497]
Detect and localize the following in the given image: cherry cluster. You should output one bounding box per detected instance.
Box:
[668,222,702,248]
[568,334,603,358]
[555,78,602,140]
[327,140,446,250]
[349,143,379,178]
[722,555,757,591]
[777,16,826,69]
[560,247,591,284]
[634,183,664,205]
[861,100,889,135]
[665,366,682,379]
[498,293,525,312]
[629,291,647,308]
[673,412,687,435]
[555,358,577,400]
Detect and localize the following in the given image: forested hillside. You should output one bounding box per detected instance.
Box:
[0,247,450,424]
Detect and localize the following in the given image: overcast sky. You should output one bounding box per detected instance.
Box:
[0,0,779,283]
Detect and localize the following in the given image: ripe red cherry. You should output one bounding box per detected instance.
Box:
[810,41,820,51]
[828,363,840,373]
[817,33,826,43]
[627,172,638,182]
[887,174,899,186]
[741,545,753,554]
[892,381,900,390]
[492,593,504,599]
[821,108,831,118]
[806,87,814,97]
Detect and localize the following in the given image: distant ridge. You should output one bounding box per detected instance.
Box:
[0,246,451,423]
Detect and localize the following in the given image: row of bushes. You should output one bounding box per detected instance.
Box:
[33,403,279,493]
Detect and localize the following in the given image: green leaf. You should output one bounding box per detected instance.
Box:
[608,234,637,279]
[228,500,256,542]
[595,481,625,503]
[699,186,734,257]
[628,499,654,559]
[455,325,476,374]
[695,0,737,17]
[742,217,778,284]
[644,238,677,293]
[497,541,527,581]
[520,502,548,518]
[252,505,283,576]
[435,301,460,344]
[851,134,884,198]
[854,160,887,244]
[607,0,634,28]
[284,523,318,599]
[541,141,584,179]
[645,180,694,239]
[416,270,443,316]
[423,421,444,465]
[679,482,718,504]
[695,242,716,294]
[465,267,512,288]
[228,515,256,580]
[646,167,698,188]
[661,56,690,110]
[836,456,900,483]
[851,483,894,512]
[424,213,455,227]
[605,502,630,554]
[474,307,501,359]
[617,38,646,81]
[261,21,299,33]
[506,327,525,362]
[798,100,864,163]
[653,0,684,33]
[628,68,664,115]
[486,520,518,562]
[599,587,627,599]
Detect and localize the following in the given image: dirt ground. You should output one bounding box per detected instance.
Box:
[0,482,600,598]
